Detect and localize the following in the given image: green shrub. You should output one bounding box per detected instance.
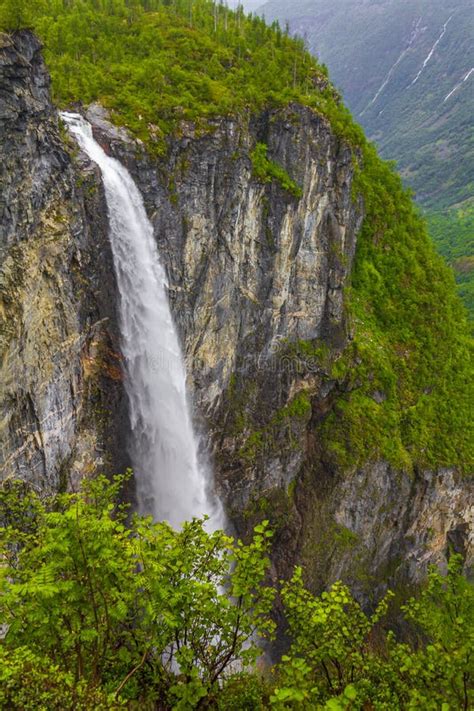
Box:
[217,672,271,710]
[1,478,472,708]
[251,142,302,198]
[0,647,121,710]
[271,557,473,710]
[0,475,275,708]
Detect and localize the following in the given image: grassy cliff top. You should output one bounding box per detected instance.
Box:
[1,0,472,474]
[1,0,356,150]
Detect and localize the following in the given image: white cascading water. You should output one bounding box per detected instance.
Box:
[61,113,222,530]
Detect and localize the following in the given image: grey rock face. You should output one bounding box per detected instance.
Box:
[294,462,473,601]
[0,32,128,490]
[0,33,471,598]
[88,103,362,498]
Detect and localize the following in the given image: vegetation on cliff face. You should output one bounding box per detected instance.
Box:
[428,202,474,325]
[320,147,473,474]
[251,143,303,198]
[1,476,472,709]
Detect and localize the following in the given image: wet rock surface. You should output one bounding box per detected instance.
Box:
[0,31,129,491]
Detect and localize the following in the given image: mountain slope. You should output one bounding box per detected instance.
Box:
[258,0,474,321]
[427,202,474,317]
[258,0,473,208]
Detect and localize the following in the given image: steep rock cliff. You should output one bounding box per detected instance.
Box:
[87,101,361,496]
[0,31,128,490]
[90,104,472,598]
[0,32,472,600]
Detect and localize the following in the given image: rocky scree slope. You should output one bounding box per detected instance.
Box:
[0,32,472,603]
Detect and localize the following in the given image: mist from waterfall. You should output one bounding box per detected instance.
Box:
[61,112,223,530]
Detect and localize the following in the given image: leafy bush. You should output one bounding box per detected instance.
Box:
[0,647,120,710]
[217,672,271,710]
[270,559,473,710]
[0,474,275,708]
[394,554,474,709]
[1,476,472,708]
[271,570,397,708]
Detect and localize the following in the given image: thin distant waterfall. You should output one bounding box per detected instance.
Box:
[61,112,223,530]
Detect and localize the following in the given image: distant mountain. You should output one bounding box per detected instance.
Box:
[258,0,474,320]
[258,0,473,208]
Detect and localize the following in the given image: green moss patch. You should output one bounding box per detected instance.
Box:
[250,142,302,198]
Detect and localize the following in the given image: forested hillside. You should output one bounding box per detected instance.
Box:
[428,201,474,319]
[258,0,473,207]
[1,0,345,153]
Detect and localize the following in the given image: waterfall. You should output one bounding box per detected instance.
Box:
[61,112,222,530]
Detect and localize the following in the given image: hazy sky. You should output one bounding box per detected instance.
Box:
[227,0,263,11]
